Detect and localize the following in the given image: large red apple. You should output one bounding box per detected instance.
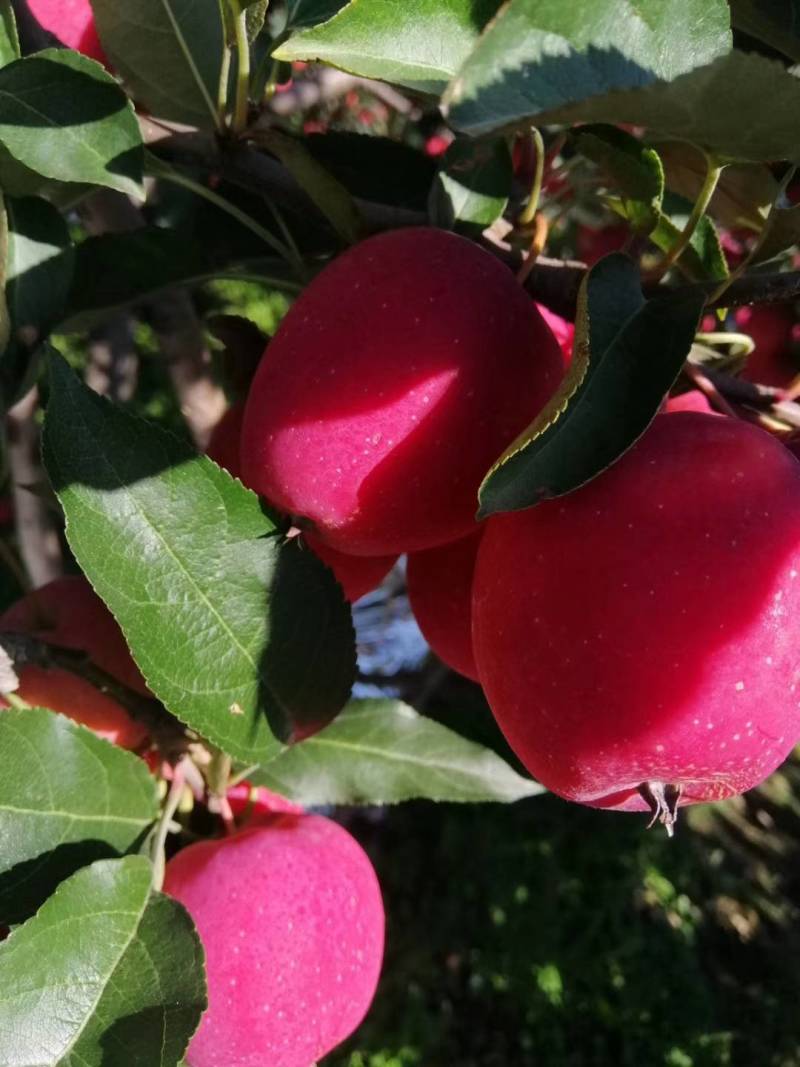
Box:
[28,0,106,65]
[240,228,563,556]
[164,813,384,1067]
[0,576,148,696]
[407,528,482,681]
[473,413,800,827]
[0,665,148,749]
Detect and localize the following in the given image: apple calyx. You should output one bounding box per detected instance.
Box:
[638,781,683,838]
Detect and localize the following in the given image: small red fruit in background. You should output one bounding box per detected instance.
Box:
[28,0,107,65]
[473,413,800,823]
[207,404,397,600]
[225,783,304,820]
[0,666,147,749]
[164,813,384,1067]
[664,390,715,415]
[576,223,628,265]
[735,305,798,389]
[0,575,149,696]
[241,228,563,556]
[407,528,482,681]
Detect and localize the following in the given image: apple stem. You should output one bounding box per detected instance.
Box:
[638,781,682,838]
[151,758,188,891]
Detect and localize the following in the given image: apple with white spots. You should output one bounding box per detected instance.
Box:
[241,227,563,556]
[473,412,800,833]
[164,812,384,1067]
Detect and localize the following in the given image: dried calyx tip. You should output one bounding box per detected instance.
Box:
[638,781,682,838]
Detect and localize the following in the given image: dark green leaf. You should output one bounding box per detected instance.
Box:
[752,203,800,263]
[730,0,800,62]
[61,227,297,332]
[1,196,74,405]
[452,50,800,167]
[305,132,436,210]
[478,254,705,516]
[572,125,663,235]
[42,355,356,763]
[0,706,158,924]
[256,130,363,244]
[657,140,777,231]
[275,0,503,94]
[429,136,511,236]
[444,0,731,135]
[0,856,206,1067]
[0,0,20,67]
[91,0,226,130]
[254,698,543,804]
[0,49,143,195]
[288,0,349,28]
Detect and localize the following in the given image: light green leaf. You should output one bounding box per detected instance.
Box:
[0,49,143,196]
[444,0,731,135]
[572,124,663,235]
[451,49,800,168]
[91,0,226,130]
[478,254,705,516]
[0,1,20,68]
[429,136,511,236]
[275,0,503,94]
[254,698,543,804]
[0,856,206,1066]
[0,706,158,924]
[42,354,356,764]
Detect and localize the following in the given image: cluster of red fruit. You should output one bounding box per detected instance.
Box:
[0,577,384,1066]
[210,226,800,837]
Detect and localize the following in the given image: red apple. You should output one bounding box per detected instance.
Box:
[164,813,384,1067]
[736,305,798,389]
[0,576,148,696]
[407,528,482,681]
[0,665,148,749]
[664,390,714,415]
[207,405,397,599]
[535,303,573,366]
[241,228,563,556]
[28,0,106,65]
[473,413,800,825]
[576,223,628,265]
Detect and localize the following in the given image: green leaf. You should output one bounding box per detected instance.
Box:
[444,0,731,135]
[751,203,800,264]
[61,228,297,332]
[452,49,800,167]
[572,125,663,235]
[1,196,74,405]
[91,0,226,130]
[657,140,777,232]
[428,136,511,236]
[256,130,363,244]
[288,0,349,28]
[0,49,143,196]
[0,0,20,68]
[274,0,504,94]
[0,706,158,924]
[477,254,705,516]
[729,0,800,62]
[42,354,356,764]
[245,0,269,41]
[0,856,206,1066]
[608,194,728,281]
[253,698,543,804]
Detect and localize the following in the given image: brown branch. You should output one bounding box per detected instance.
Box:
[141,120,800,320]
[79,189,226,448]
[6,388,63,589]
